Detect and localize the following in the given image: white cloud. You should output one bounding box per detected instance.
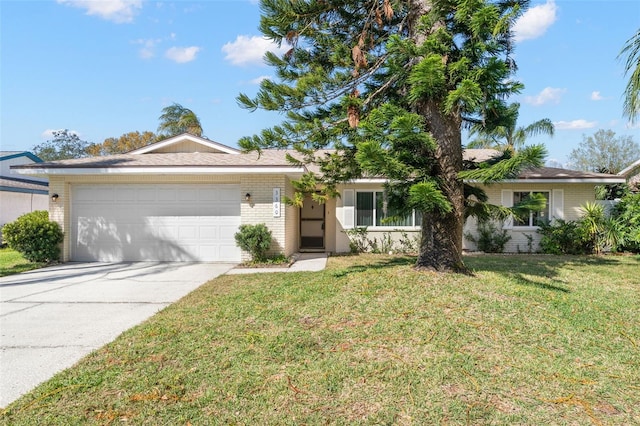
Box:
[524,87,566,106]
[57,0,142,23]
[165,46,201,63]
[553,119,597,130]
[591,91,604,101]
[222,35,289,66]
[250,75,270,85]
[132,38,161,59]
[513,0,558,42]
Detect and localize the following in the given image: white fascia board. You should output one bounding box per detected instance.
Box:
[12,167,305,175]
[466,178,627,184]
[619,159,640,176]
[349,178,389,184]
[130,134,241,155]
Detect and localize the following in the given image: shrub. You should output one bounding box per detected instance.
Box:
[538,202,626,255]
[612,193,640,253]
[2,210,64,262]
[464,221,511,253]
[234,224,272,262]
[538,219,590,255]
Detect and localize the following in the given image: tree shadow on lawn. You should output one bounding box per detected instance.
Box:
[466,254,629,293]
[330,253,633,293]
[329,254,415,278]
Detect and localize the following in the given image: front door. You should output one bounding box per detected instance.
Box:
[300,195,325,250]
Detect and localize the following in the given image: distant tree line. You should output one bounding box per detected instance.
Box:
[32,103,203,161]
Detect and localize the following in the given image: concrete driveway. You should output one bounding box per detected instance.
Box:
[0,262,235,408]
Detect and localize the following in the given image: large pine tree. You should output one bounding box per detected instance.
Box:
[239,0,545,272]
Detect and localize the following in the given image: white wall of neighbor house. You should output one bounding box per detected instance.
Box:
[0,192,49,229]
[1,157,48,182]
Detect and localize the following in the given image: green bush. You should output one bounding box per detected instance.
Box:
[538,202,626,255]
[538,219,590,255]
[465,221,511,253]
[2,210,64,262]
[234,224,272,262]
[612,193,640,253]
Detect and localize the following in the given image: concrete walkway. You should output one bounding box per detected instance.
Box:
[0,262,235,408]
[226,252,328,275]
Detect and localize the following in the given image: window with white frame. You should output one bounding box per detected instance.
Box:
[355,191,422,227]
[513,191,550,227]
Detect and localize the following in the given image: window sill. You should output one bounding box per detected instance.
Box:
[361,226,422,231]
[508,226,540,231]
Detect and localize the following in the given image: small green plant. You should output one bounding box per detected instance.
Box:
[2,210,64,263]
[465,221,511,253]
[234,224,272,262]
[344,227,369,253]
[397,231,418,254]
[579,202,624,254]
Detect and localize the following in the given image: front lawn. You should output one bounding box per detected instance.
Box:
[0,247,44,277]
[2,254,639,424]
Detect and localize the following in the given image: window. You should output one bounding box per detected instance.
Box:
[513,191,550,227]
[356,191,422,227]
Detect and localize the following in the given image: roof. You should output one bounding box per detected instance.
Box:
[8,134,624,183]
[0,151,43,163]
[10,151,308,176]
[619,158,640,178]
[0,176,49,194]
[512,167,626,184]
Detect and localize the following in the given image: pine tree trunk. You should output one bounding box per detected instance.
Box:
[416,100,467,273]
[408,0,467,273]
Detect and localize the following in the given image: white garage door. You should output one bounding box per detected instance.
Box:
[72,184,241,262]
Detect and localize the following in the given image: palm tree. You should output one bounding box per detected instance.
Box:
[467,102,554,153]
[619,29,640,124]
[157,103,203,137]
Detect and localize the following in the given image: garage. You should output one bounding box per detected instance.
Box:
[72,184,241,262]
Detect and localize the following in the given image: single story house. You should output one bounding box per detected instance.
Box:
[619,158,640,192]
[11,134,625,261]
[1,151,49,236]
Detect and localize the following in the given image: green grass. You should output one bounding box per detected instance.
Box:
[2,254,639,425]
[0,248,45,277]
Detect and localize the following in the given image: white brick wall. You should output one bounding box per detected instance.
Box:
[240,175,288,260]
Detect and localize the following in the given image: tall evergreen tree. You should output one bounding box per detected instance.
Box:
[239,0,545,272]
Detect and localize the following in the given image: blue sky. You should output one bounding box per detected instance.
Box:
[1,0,639,168]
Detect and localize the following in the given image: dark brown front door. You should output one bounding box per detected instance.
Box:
[300,195,325,249]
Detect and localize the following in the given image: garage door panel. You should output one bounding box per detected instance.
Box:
[114,187,137,202]
[72,184,241,262]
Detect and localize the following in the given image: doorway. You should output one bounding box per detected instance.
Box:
[299,194,325,250]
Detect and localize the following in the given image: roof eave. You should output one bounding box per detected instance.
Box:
[469,178,627,184]
[11,166,306,176]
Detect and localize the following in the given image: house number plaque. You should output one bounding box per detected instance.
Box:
[273,188,281,217]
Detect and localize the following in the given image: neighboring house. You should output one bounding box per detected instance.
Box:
[11,134,625,261]
[619,158,640,192]
[1,152,49,237]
